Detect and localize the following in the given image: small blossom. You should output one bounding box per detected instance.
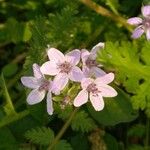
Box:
[73,73,117,111]
[127,5,150,40]
[21,63,53,115]
[40,48,84,94]
[81,42,106,78]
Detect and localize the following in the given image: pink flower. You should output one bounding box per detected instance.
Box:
[40,48,83,94]
[73,73,117,111]
[21,64,53,115]
[81,42,106,78]
[127,5,150,40]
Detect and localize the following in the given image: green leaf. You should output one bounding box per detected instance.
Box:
[2,63,18,77]
[87,87,138,126]
[71,110,96,132]
[97,41,150,117]
[103,133,119,150]
[0,73,16,115]
[25,127,54,146]
[53,140,73,150]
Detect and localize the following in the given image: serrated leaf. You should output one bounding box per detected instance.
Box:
[71,110,96,132]
[53,140,73,150]
[87,87,138,126]
[25,127,54,146]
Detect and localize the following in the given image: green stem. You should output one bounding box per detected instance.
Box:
[145,118,150,150]
[47,107,78,150]
[0,109,30,128]
[79,0,132,31]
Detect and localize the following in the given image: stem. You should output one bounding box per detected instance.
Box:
[47,107,78,150]
[0,109,30,128]
[79,0,132,31]
[145,118,150,150]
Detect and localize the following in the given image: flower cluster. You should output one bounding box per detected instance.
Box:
[127,5,150,40]
[21,43,117,115]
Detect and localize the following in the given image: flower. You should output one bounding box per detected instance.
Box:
[21,63,53,115]
[127,5,150,40]
[73,73,117,111]
[81,42,106,78]
[40,48,83,94]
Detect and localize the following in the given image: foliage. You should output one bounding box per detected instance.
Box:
[0,0,150,149]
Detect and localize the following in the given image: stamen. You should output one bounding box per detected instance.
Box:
[38,80,50,91]
[58,61,72,74]
[85,57,97,68]
[143,17,150,29]
[86,83,100,96]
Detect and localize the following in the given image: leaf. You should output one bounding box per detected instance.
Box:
[71,110,96,132]
[0,73,16,115]
[103,133,119,150]
[97,41,150,117]
[53,140,73,150]
[25,127,54,146]
[2,63,18,77]
[87,87,138,126]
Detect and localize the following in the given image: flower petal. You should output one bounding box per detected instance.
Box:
[21,77,40,89]
[146,29,150,40]
[46,91,53,115]
[142,5,150,17]
[131,26,144,39]
[33,63,43,79]
[65,49,81,65]
[27,89,45,105]
[91,67,106,77]
[69,66,84,82]
[47,48,65,63]
[81,78,94,89]
[81,49,90,64]
[127,17,142,25]
[73,90,88,107]
[91,42,105,55]
[90,93,104,111]
[40,61,59,75]
[98,85,118,97]
[52,73,69,94]
[95,72,114,85]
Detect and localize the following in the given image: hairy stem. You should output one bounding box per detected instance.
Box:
[79,0,132,31]
[47,107,78,150]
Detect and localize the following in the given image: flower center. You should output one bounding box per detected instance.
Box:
[143,17,150,29]
[85,57,97,68]
[58,61,72,74]
[38,80,50,91]
[86,83,99,95]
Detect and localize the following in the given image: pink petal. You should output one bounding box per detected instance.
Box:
[98,85,118,97]
[127,17,142,25]
[146,29,150,40]
[91,67,106,77]
[21,77,40,89]
[46,91,53,115]
[131,26,144,39]
[91,42,105,55]
[81,49,90,64]
[40,61,59,75]
[27,89,45,105]
[33,63,43,79]
[73,90,88,107]
[141,5,150,17]
[69,66,84,82]
[82,66,91,78]
[65,49,81,65]
[52,73,69,94]
[95,72,114,85]
[90,93,104,111]
[47,48,65,63]
[81,78,94,89]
